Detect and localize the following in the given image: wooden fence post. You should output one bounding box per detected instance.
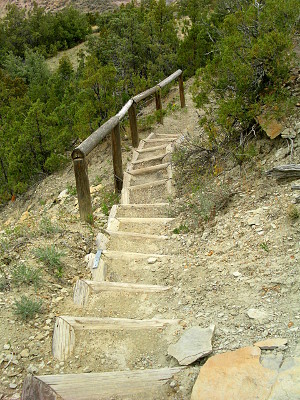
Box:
[128,102,139,148]
[155,88,163,124]
[111,122,123,193]
[73,156,93,224]
[178,73,185,108]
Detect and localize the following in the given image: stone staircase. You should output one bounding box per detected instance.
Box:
[22,130,185,399]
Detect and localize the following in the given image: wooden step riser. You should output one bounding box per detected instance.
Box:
[74,280,170,307]
[22,367,184,400]
[52,316,180,360]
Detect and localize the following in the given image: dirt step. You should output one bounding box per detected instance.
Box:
[128,180,170,204]
[23,367,184,400]
[142,138,177,149]
[131,153,171,169]
[101,250,173,285]
[117,217,174,235]
[115,203,171,218]
[106,231,173,254]
[74,279,171,307]
[136,144,168,160]
[128,164,169,186]
[53,316,181,361]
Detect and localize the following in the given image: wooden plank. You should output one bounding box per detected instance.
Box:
[52,317,75,361]
[158,69,182,88]
[128,102,139,148]
[106,230,168,240]
[72,116,119,158]
[73,157,93,224]
[73,280,90,307]
[129,163,170,176]
[266,164,300,181]
[132,154,167,165]
[102,250,169,259]
[60,316,180,330]
[22,375,63,400]
[116,99,133,121]
[144,138,176,143]
[83,280,171,293]
[111,122,123,193]
[136,144,169,153]
[27,367,184,400]
[133,86,158,103]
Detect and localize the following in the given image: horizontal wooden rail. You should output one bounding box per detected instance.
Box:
[72,69,185,223]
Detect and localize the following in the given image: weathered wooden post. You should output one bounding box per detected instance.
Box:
[128,102,139,148]
[155,87,163,124]
[111,122,123,193]
[72,152,93,224]
[178,73,185,108]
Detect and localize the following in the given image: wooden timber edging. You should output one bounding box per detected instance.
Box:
[71,69,185,223]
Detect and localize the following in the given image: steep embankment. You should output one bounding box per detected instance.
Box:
[0,83,299,399]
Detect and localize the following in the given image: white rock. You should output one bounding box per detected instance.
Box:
[9,383,17,389]
[3,344,10,350]
[247,308,269,321]
[20,349,29,358]
[232,271,242,277]
[281,128,296,139]
[58,189,68,199]
[147,257,157,264]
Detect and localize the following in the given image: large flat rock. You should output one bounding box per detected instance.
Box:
[191,346,277,400]
[168,325,215,366]
[268,357,300,400]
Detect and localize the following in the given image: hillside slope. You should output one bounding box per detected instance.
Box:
[0,0,129,16]
[0,84,299,399]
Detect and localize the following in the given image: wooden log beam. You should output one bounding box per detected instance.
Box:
[133,86,158,103]
[22,368,184,400]
[266,164,300,181]
[73,157,93,223]
[111,122,123,193]
[158,69,182,88]
[116,99,133,121]
[72,116,119,158]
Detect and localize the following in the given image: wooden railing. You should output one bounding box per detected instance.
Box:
[72,69,185,223]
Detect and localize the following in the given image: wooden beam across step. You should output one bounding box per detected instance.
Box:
[129,162,170,176]
[105,230,168,240]
[74,279,171,307]
[22,367,184,400]
[53,316,180,360]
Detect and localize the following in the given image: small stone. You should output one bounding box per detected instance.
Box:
[20,349,29,358]
[169,380,177,388]
[9,383,17,389]
[58,189,68,199]
[254,338,287,349]
[247,308,269,321]
[232,271,242,277]
[168,325,215,365]
[147,257,157,264]
[3,344,10,350]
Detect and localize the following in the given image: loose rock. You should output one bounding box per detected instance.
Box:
[168,325,215,365]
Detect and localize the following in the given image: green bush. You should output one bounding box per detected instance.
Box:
[34,245,65,278]
[14,296,43,320]
[12,263,42,290]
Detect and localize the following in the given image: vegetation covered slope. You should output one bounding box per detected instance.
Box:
[0,0,298,203]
